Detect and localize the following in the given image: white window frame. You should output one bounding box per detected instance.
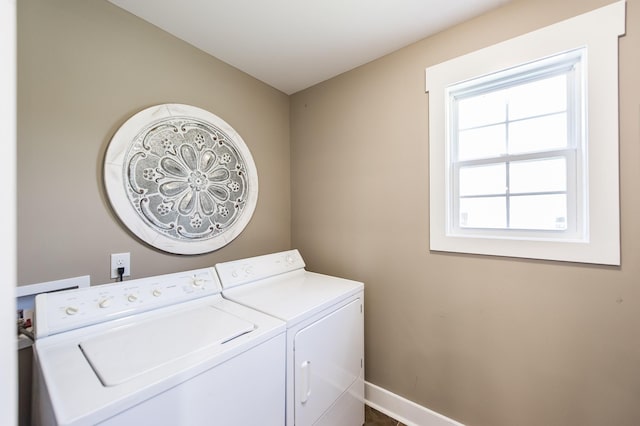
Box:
[449,49,585,239]
[426,1,625,265]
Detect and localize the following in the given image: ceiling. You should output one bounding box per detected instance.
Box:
[108,0,510,95]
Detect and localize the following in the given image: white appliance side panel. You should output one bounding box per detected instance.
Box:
[294,298,364,426]
[97,332,286,426]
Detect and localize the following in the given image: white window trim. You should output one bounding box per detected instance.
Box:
[426,1,625,265]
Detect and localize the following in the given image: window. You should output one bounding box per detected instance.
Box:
[450,49,584,239]
[426,1,625,265]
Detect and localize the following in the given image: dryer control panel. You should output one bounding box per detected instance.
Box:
[34,268,220,338]
[216,249,306,289]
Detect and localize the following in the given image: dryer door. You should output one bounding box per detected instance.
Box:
[293,298,363,426]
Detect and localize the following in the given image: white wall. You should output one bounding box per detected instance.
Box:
[1,0,17,425]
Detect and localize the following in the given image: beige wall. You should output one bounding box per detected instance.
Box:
[17,0,640,425]
[17,0,291,285]
[291,0,640,425]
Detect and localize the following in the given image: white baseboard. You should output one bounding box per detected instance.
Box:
[364,381,465,426]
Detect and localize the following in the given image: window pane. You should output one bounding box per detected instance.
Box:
[446,48,586,239]
[508,74,567,120]
[510,158,566,194]
[460,164,506,196]
[458,124,506,161]
[460,197,506,228]
[509,113,567,154]
[457,89,507,129]
[510,194,567,230]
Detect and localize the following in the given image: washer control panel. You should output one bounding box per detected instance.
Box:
[35,268,220,338]
[216,249,305,289]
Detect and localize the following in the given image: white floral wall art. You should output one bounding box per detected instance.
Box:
[104,104,258,254]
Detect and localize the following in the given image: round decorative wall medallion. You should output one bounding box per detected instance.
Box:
[104,104,258,255]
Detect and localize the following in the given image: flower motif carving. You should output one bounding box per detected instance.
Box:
[124,118,250,242]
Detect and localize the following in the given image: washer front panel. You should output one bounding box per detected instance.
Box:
[104,104,258,254]
[33,295,286,426]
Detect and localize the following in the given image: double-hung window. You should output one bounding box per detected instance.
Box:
[450,49,584,239]
[426,1,625,265]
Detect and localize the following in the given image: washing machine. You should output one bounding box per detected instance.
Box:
[32,267,286,426]
[215,249,364,426]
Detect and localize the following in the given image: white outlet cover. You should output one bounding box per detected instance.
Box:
[110,253,130,278]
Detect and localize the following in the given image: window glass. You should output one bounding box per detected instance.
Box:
[509,158,567,194]
[459,164,506,196]
[457,90,506,129]
[460,197,506,228]
[509,113,568,154]
[458,124,506,161]
[509,194,567,230]
[508,74,567,120]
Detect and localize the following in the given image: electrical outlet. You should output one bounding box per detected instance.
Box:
[110,252,131,279]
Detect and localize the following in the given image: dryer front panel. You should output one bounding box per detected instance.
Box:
[293,298,363,426]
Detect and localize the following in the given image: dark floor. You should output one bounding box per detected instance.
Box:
[364,405,407,426]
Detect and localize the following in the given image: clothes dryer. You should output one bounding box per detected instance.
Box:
[216,250,364,426]
[32,267,286,426]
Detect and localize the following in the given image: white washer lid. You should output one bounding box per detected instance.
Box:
[222,271,363,325]
[80,305,254,386]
